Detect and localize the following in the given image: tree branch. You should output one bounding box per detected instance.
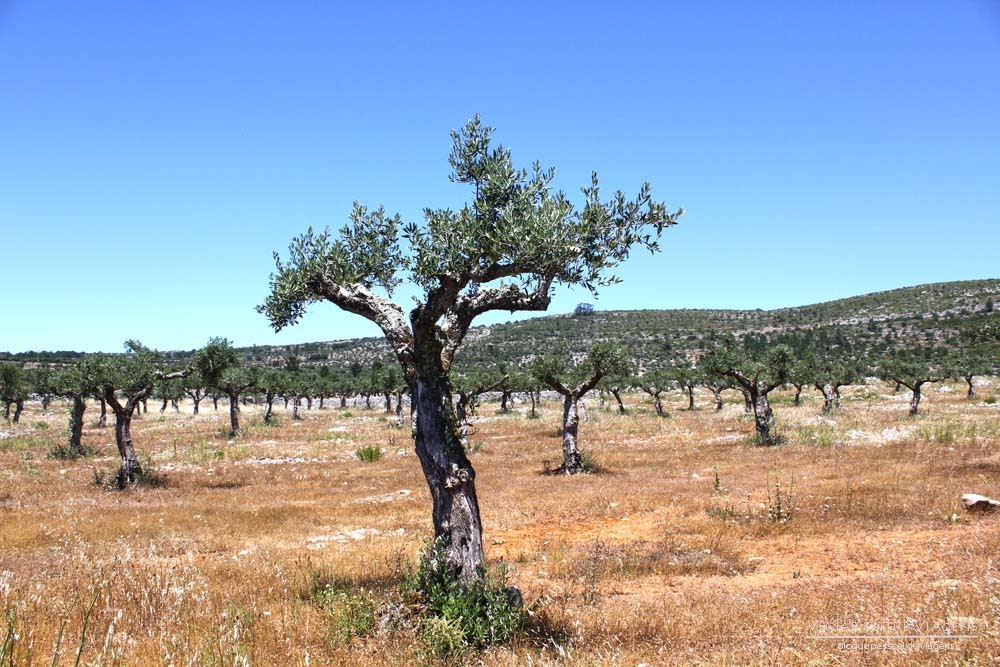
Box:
[442,275,554,361]
[313,278,414,368]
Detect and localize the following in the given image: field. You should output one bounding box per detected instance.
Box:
[2,382,999,666]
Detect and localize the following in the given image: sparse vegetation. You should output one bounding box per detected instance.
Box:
[0,378,997,664]
[354,445,382,462]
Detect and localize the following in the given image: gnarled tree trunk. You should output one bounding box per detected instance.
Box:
[611,387,626,415]
[12,400,23,424]
[686,386,696,410]
[750,388,775,444]
[965,375,975,398]
[98,398,108,427]
[558,394,583,474]
[500,389,512,413]
[69,395,86,456]
[263,394,275,424]
[909,383,922,416]
[817,384,835,415]
[410,353,484,587]
[228,391,242,436]
[114,411,141,486]
[712,387,723,411]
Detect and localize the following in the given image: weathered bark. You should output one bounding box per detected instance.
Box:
[113,412,141,486]
[644,389,665,417]
[455,397,471,449]
[140,398,147,414]
[686,386,696,410]
[557,395,583,473]
[411,354,484,587]
[712,387,723,411]
[228,391,242,436]
[103,389,146,487]
[750,388,775,444]
[339,394,348,408]
[184,389,204,414]
[500,389,512,413]
[306,396,313,410]
[610,387,627,415]
[792,383,803,406]
[98,398,108,426]
[965,375,975,398]
[68,395,86,456]
[384,391,393,415]
[12,400,23,424]
[909,383,922,416]
[319,396,325,409]
[741,387,752,413]
[833,386,842,409]
[816,384,835,415]
[263,395,275,424]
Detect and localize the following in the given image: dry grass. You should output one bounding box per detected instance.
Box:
[1,380,999,665]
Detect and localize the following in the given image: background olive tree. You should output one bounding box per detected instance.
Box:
[532,342,630,473]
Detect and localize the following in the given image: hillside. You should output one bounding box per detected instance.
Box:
[237,278,1000,371]
[3,279,996,368]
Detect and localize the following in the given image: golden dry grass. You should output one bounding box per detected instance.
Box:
[1,381,999,665]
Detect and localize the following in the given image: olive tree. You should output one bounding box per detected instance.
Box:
[671,365,701,411]
[704,342,793,445]
[182,371,209,414]
[802,353,864,414]
[155,377,184,414]
[0,363,27,423]
[599,369,633,415]
[31,365,56,411]
[194,338,259,436]
[876,352,950,416]
[532,343,630,473]
[258,368,290,424]
[51,363,96,458]
[85,342,186,486]
[952,352,992,398]
[259,116,680,585]
[638,366,673,417]
[700,375,736,412]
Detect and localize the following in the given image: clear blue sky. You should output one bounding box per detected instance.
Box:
[2,1,998,353]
